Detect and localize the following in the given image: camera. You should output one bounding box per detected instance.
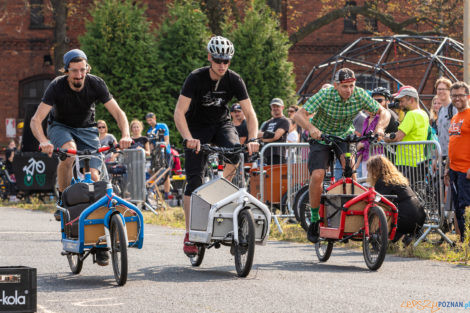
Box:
[388,99,400,109]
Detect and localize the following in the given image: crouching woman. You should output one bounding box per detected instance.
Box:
[367,155,426,243]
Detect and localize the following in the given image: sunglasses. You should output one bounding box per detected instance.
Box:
[98,126,106,129]
[374,98,385,103]
[212,58,230,65]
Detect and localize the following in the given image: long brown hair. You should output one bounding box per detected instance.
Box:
[366,155,409,186]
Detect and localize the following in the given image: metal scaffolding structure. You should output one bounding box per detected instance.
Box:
[297,35,464,106]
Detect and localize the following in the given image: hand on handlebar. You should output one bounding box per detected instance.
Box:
[119,136,133,149]
[246,140,259,155]
[184,138,201,153]
[309,127,322,140]
[39,141,54,157]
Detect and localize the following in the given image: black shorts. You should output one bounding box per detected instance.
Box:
[307,141,347,174]
[184,123,240,196]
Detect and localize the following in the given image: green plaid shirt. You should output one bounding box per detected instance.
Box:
[303,86,380,137]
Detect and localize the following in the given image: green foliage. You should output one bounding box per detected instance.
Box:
[154,0,211,146]
[79,0,161,136]
[225,0,297,123]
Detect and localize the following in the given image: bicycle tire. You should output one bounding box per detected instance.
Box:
[189,245,206,267]
[234,209,256,277]
[363,206,388,271]
[298,190,311,231]
[315,239,334,262]
[293,185,309,222]
[110,214,128,286]
[67,253,83,274]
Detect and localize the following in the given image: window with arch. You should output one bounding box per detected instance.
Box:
[355,74,390,91]
[19,76,52,119]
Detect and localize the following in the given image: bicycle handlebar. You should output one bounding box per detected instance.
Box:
[310,132,378,145]
[40,144,121,160]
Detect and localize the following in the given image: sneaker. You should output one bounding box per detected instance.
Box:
[307,221,320,243]
[183,232,198,256]
[96,249,109,266]
[54,209,61,221]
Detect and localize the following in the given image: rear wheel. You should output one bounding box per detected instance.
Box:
[363,206,388,271]
[298,190,311,231]
[67,253,83,274]
[234,210,255,277]
[110,214,128,286]
[189,245,206,267]
[315,239,333,262]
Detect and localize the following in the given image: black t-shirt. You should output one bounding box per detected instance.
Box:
[130,136,148,150]
[42,74,112,128]
[235,119,248,140]
[261,116,290,156]
[5,148,16,173]
[181,67,249,128]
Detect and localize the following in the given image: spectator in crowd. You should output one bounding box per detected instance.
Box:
[429,95,441,133]
[371,87,400,134]
[97,120,118,163]
[5,139,18,202]
[287,105,298,119]
[231,103,248,144]
[145,112,171,198]
[286,118,299,143]
[258,98,290,165]
[130,119,150,156]
[367,155,425,245]
[355,110,382,177]
[384,86,429,186]
[445,81,470,242]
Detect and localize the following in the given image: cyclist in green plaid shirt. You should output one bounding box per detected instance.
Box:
[294,68,390,243]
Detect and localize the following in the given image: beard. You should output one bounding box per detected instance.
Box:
[72,80,83,88]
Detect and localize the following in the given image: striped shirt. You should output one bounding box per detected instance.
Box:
[303,86,379,137]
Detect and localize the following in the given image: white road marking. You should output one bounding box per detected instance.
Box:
[72,297,124,307]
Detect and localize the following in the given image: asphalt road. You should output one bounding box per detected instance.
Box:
[1,207,469,313]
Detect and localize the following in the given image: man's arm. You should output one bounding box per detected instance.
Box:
[262,128,287,143]
[374,105,391,137]
[30,102,53,156]
[174,94,200,152]
[384,130,406,143]
[103,99,132,149]
[294,108,321,139]
[239,98,259,154]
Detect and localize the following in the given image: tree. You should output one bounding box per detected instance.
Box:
[288,0,463,45]
[153,0,211,145]
[225,0,297,122]
[79,0,161,135]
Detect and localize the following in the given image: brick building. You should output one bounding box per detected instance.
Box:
[0,0,462,145]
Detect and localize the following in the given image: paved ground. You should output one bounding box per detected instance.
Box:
[1,207,469,313]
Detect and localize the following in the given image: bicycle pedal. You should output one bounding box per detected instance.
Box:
[184,241,195,246]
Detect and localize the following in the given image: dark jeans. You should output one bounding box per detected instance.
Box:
[449,168,470,241]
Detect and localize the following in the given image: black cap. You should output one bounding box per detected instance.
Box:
[334,68,356,83]
[145,112,155,119]
[230,104,242,112]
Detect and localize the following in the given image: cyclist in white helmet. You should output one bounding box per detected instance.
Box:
[174,36,260,256]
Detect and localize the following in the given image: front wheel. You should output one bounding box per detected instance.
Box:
[110,214,128,286]
[315,239,333,262]
[189,245,206,267]
[363,206,388,271]
[298,190,311,231]
[67,253,83,274]
[234,210,256,277]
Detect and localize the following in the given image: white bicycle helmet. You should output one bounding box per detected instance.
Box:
[207,36,234,60]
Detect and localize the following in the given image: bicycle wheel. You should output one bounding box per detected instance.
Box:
[315,239,333,262]
[298,190,311,231]
[110,214,128,286]
[363,206,388,271]
[189,245,206,267]
[234,209,256,277]
[293,185,309,223]
[0,174,10,200]
[67,253,83,274]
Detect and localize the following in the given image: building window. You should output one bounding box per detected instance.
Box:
[356,74,390,91]
[363,17,378,34]
[343,1,357,34]
[19,77,51,119]
[30,0,45,29]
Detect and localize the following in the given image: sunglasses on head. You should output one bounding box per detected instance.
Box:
[212,58,230,65]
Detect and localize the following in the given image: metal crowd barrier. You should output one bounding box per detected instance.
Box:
[369,140,454,246]
[257,143,310,232]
